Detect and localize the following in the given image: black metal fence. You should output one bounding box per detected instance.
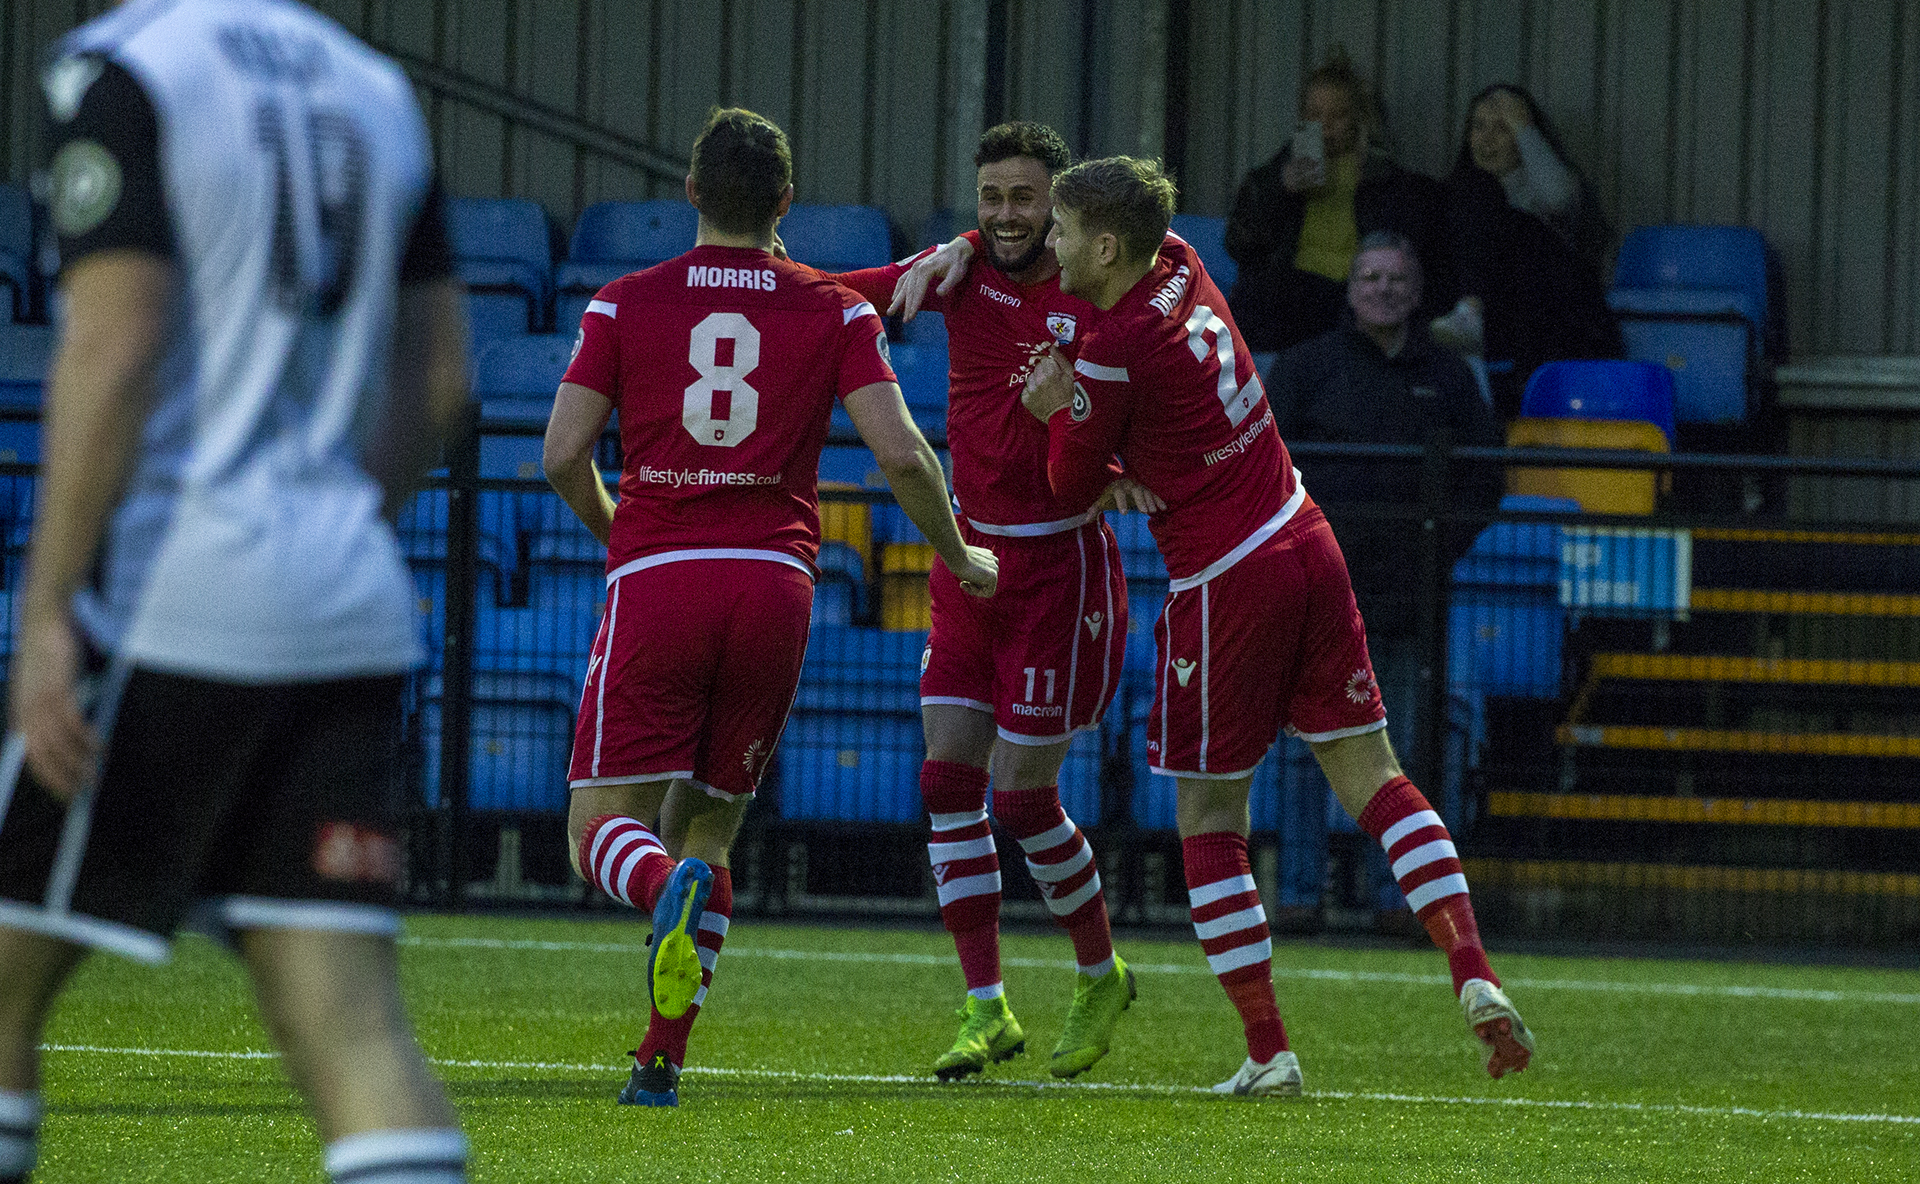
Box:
[4,414,1919,947]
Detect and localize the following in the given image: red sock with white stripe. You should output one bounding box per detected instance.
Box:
[579,814,675,911]
[1357,776,1498,995]
[922,760,1003,997]
[1182,831,1287,1062]
[637,866,733,1070]
[995,785,1115,977]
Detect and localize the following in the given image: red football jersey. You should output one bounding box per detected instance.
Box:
[1049,233,1301,583]
[831,230,1108,532]
[562,245,896,573]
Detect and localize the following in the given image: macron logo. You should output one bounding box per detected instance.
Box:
[980,284,1022,309]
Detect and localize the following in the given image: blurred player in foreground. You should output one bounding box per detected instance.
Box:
[807,122,1145,1081]
[0,1,469,1180]
[543,108,997,1107]
[1021,156,1535,1096]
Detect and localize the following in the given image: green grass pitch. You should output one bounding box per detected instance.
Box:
[29,913,1920,1182]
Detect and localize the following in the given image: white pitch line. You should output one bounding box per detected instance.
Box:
[38,1044,1920,1127]
[400,936,1920,1005]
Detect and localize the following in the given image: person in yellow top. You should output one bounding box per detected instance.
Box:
[1224,48,1453,368]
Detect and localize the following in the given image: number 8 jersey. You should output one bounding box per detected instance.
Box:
[562,245,897,575]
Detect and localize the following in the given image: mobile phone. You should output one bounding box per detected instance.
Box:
[1291,120,1324,164]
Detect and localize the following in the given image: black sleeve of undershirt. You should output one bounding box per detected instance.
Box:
[39,56,175,271]
[399,177,454,284]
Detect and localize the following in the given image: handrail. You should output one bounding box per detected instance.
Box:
[385,47,688,186]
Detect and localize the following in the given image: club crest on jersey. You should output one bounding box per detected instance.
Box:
[875,330,891,366]
[741,738,770,783]
[1346,666,1379,704]
[1085,610,1103,640]
[1069,382,1092,423]
[570,327,584,362]
[1173,658,1196,687]
[1046,312,1077,344]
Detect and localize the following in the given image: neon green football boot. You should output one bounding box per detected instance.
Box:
[932,994,1026,1081]
[1049,954,1137,1078]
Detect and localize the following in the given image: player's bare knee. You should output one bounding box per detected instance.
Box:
[922,705,997,767]
[988,737,1069,793]
[1310,730,1403,816]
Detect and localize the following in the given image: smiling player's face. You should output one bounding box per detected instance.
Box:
[976,156,1055,278]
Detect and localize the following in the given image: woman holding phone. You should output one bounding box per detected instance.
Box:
[1224,48,1451,368]
[1435,83,1622,419]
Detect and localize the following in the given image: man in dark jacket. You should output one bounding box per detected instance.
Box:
[1266,231,1501,931]
[1225,143,1451,358]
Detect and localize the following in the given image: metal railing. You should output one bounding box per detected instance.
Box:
[4,416,1919,946]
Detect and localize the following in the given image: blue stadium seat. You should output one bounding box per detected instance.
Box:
[1448,494,1572,699]
[1170,214,1235,294]
[417,671,577,812]
[780,623,927,821]
[920,208,958,249]
[0,323,51,405]
[778,203,892,275]
[1052,728,1105,826]
[473,333,575,400]
[0,184,32,322]
[1521,360,1677,447]
[473,334,574,479]
[447,197,552,336]
[813,541,869,626]
[555,200,696,328]
[793,624,925,715]
[888,334,949,415]
[1608,225,1770,426]
[777,711,924,822]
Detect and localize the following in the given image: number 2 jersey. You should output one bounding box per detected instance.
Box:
[561,245,897,576]
[1048,232,1303,585]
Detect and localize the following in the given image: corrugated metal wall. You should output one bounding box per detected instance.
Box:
[2,0,1914,356]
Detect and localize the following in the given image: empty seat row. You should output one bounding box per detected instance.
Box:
[450,197,897,336]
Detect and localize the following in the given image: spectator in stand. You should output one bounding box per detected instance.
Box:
[1224,47,1450,373]
[1433,84,1622,419]
[1269,232,1503,932]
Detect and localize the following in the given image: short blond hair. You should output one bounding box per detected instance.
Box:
[1050,156,1178,266]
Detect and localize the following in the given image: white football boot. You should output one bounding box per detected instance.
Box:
[1460,978,1535,1078]
[1210,1050,1303,1097]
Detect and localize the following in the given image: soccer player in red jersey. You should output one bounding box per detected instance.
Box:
[541,109,998,1107]
[807,123,1147,1081]
[1022,156,1535,1096]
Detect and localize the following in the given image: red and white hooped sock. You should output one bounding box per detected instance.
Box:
[922,760,1004,997]
[1358,776,1498,996]
[638,866,733,1070]
[1182,831,1287,1062]
[579,813,674,911]
[995,784,1115,978]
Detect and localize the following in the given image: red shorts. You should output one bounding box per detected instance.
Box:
[1146,504,1385,778]
[568,556,813,800]
[921,517,1127,745]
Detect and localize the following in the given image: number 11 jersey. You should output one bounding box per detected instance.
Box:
[562,244,898,576]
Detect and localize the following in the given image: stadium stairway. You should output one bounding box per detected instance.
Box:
[1466,526,1920,944]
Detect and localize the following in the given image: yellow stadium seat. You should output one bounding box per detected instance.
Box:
[879,542,937,630]
[1506,416,1669,515]
[818,481,873,567]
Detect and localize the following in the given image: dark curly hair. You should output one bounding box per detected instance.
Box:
[975,121,1072,174]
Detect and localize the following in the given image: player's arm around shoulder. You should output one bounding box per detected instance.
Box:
[842,381,996,598]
